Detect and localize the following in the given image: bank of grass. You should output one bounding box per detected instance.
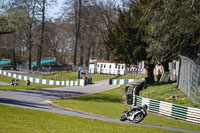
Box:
[0,105,178,133]
[140,83,198,108]
[53,86,200,131]
[43,71,78,81]
[118,74,147,79]
[10,71,114,82]
[42,72,114,82]
[0,75,60,90]
[90,74,114,82]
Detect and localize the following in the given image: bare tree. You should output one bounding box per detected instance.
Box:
[36,0,45,70]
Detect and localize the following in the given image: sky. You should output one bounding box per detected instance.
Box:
[46,0,65,19]
[47,0,123,19]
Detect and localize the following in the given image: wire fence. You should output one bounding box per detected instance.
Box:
[178,56,200,106]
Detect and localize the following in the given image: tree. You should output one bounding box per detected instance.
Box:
[137,0,200,72]
[36,0,46,70]
[105,3,147,67]
[61,0,117,67]
[12,0,40,70]
[0,2,23,36]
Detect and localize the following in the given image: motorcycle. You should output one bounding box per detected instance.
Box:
[120,104,148,123]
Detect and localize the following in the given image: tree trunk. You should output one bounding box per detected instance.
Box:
[79,42,84,66]
[106,46,110,61]
[147,64,155,84]
[28,32,32,70]
[12,48,16,70]
[162,60,169,72]
[85,44,91,67]
[73,0,82,68]
[37,0,45,71]
[28,46,32,70]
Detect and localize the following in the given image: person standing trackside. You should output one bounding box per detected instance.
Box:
[15,79,19,85]
[157,69,162,82]
[11,79,15,85]
[26,80,30,86]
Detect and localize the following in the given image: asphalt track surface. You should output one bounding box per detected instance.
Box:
[0,82,10,85]
[0,80,199,133]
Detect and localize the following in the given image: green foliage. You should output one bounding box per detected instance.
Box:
[106,7,147,66]
[143,0,200,62]
[106,0,200,66]
[0,6,27,35]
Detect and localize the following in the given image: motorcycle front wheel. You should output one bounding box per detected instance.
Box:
[120,114,127,121]
[132,113,144,123]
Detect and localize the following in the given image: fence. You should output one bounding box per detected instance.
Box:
[0,70,85,87]
[178,56,200,106]
[111,79,146,86]
[134,95,200,124]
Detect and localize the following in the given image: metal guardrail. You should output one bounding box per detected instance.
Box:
[135,95,200,124]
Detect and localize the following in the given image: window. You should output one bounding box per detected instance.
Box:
[97,64,99,68]
[118,65,120,69]
[115,64,117,69]
[110,65,112,68]
[104,64,106,68]
[101,64,103,68]
[122,65,124,69]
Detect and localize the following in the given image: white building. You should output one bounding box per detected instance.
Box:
[89,62,126,75]
[89,61,146,75]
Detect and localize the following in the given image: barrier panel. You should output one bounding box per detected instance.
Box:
[135,95,200,124]
[111,79,136,85]
[0,70,85,87]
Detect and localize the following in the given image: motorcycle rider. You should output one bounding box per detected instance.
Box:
[129,104,148,121]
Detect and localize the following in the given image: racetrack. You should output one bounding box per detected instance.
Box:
[0,80,199,133]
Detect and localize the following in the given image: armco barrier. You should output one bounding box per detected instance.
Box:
[0,70,85,87]
[135,95,200,124]
[111,79,136,85]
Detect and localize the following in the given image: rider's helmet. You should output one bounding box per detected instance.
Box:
[143,104,148,110]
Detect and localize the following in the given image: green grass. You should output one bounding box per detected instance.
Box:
[0,105,179,133]
[90,74,114,82]
[14,71,114,82]
[140,83,198,108]
[43,71,78,81]
[118,74,147,79]
[53,86,200,131]
[0,75,60,90]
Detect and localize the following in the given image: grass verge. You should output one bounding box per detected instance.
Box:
[53,86,200,131]
[140,83,198,108]
[0,75,60,90]
[6,71,114,82]
[0,105,179,133]
[118,74,147,79]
